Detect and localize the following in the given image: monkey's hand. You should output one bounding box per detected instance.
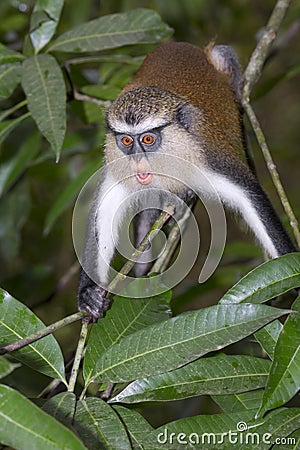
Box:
[78,270,111,323]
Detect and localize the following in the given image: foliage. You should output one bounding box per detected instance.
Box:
[0,0,300,449]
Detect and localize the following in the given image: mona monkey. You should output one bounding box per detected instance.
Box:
[78,41,297,320]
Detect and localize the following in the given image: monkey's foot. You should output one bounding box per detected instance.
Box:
[79,286,111,323]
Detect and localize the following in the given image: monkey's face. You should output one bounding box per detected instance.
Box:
[105,86,204,195]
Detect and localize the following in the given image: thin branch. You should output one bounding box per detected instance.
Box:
[243,102,300,248]
[73,90,111,108]
[242,0,300,248]
[107,204,175,296]
[68,320,89,393]
[0,311,85,355]
[151,205,193,274]
[243,0,293,100]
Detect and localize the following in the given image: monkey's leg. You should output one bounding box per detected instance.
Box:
[78,173,128,320]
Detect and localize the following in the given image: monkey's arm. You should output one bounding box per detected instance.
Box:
[77,172,128,320]
[208,161,297,257]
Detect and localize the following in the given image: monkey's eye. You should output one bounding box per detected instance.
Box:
[121,136,133,147]
[141,134,155,145]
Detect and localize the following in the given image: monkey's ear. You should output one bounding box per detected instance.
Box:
[176,102,198,131]
[206,44,242,99]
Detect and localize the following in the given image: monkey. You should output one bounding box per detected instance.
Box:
[77,41,297,320]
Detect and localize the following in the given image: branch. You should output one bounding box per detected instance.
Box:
[107,204,175,296]
[243,0,293,100]
[0,311,85,355]
[68,320,89,393]
[242,0,300,248]
[243,102,300,248]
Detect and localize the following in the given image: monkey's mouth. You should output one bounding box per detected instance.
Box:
[135,172,153,185]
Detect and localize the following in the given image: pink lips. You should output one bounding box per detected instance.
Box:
[135,172,154,185]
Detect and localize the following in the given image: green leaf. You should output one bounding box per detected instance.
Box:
[255,320,283,359]
[0,289,66,384]
[273,428,300,449]
[30,0,64,53]
[143,408,300,450]
[212,390,264,413]
[143,410,257,449]
[243,408,300,450]
[0,112,30,144]
[44,158,103,234]
[73,397,131,450]
[0,63,22,99]
[272,429,300,450]
[84,284,171,384]
[113,406,154,450]
[42,392,76,428]
[259,296,300,416]
[21,54,66,159]
[0,356,20,379]
[0,131,40,196]
[110,354,270,404]
[0,43,24,64]
[0,384,87,450]
[90,303,288,383]
[48,9,172,53]
[220,253,300,305]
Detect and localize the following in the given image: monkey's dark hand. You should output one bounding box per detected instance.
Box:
[78,270,111,323]
[78,286,111,323]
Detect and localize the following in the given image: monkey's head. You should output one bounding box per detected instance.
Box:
[105,41,244,193]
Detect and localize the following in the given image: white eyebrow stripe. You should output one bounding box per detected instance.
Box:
[110,117,168,135]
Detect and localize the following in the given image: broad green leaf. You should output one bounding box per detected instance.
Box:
[220,253,300,305]
[113,406,154,449]
[143,410,257,449]
[0,113,30,145]
[90,304,288,383]
[0,289,66,384]
[0,356,20,379]
[0,43,24,64]
[30,0,64,53]
[42,392,76,428]
[242,408,300,450]
[110,354,270,404]
[73,397,131,450]
[0,63,22,99]
[0,384,87,450]
[44,158,103,234]
[259,296,300,416]
[212,390,264,413]
[84,284,171,384]
[255,320,283,359]
[143,408,300,450]
[0,131,40,196]
[273,428,300,449]
[48,9,172,53]
[21,54,66,159]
